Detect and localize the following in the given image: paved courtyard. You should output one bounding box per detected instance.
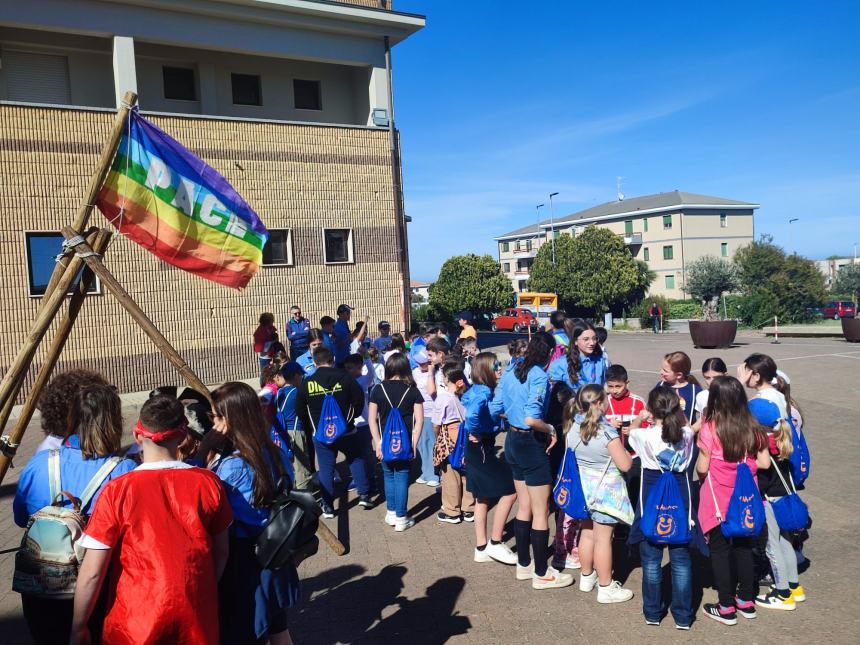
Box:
[0,333,858,643]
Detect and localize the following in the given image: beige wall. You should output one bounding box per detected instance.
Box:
[0,104,402,395]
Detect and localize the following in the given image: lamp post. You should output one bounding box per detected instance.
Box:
[535,203,545,253]
[788,218,799,255]
[549,192,559,265]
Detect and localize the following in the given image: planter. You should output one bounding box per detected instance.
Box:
[689,320,738,349]
[843,317,860,342]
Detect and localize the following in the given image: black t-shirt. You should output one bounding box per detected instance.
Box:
[370,381,423,430]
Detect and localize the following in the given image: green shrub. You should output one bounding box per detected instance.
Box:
[638,295,671,330]
[666,299,701,320]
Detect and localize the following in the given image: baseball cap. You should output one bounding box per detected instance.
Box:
[413,348,429,364]
[336,304,353,315]
[748,398,781,428]
[378,320,391,329]
[456,310,474,322]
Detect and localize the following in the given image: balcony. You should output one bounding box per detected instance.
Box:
[512,244,538,258]
[623,232,643,246]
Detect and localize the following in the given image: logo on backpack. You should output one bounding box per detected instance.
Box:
[552,447,589,520]
[640,470,692,545]
[380,385,414,462]
[709,462,765,538]
[656,513,674,536]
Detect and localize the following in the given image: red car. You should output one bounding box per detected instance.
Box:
[821,300,856,319]
[492,308,539,332]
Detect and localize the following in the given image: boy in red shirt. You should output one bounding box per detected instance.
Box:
[604,364,648,448]
[71,396,232,645]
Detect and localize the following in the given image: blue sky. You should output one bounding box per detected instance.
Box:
[391,1,860,281]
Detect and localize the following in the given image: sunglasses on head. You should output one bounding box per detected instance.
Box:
[493,361,502,370]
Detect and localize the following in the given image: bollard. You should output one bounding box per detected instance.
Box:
[772,315,781,344]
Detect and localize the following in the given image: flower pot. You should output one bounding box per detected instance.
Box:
[843,317,860,342]
[689,320,738,349]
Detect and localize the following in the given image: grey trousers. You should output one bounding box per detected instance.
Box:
[764,502,799,589]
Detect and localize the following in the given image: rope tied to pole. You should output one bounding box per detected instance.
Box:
[0,435,19,459]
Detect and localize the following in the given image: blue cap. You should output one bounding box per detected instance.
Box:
[748,398,781,427]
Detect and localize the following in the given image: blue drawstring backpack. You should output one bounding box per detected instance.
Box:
[639,468,692,545]
[379,385,413,462]
[708,462,765,538]
[788,419,810,485]
[768,462,809,532]
[311,391,347,445]
[448,422,467,470]
[552,446,589,520]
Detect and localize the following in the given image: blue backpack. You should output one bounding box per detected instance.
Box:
[448,421,468,470]
[708,462,765,538]
[787,418,810,485]
[639,469,692,545]
[768,461,809,532]
[379,385,414,462]
[311,391,348,445]
[552,446,589,520]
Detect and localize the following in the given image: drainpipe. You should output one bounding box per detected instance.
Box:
[384,35,410,333]
[679,210,686,298]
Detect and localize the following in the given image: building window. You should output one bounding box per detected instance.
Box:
[503,262,510,272]
[323,229,353,264]
[643,218,649,232]
[663,214,672,229]
[720,213,728,228]
[721,242,728,257]
[553,230,560,238]
[643,248,650,261]
[665,275,675,289]
[262,229,293,266]
[231,73,262,106]
[624,220,633,235]
[163,66,197,101]
[502,241,510,252]
[5,50,71,105]
[25,232,100,297]
[663,245,674,260]
[294,79,321,110]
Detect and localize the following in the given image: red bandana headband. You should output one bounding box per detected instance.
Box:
[134,420,188,443]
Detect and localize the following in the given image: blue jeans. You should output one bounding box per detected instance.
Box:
[382,460,411,517]
[355,425,378,495]
[313,432,370,505]
[418,417,437,482]
[639,539,693,626]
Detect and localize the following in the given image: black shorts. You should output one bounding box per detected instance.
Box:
[504,429,552,486]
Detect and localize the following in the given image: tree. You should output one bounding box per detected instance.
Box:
[734,234,784,290]
[684,255,738,320]
[833,264,860,301]
[527,226,651,314]
[428,254,513,317]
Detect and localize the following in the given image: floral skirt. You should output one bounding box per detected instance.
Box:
[580,466,634,525]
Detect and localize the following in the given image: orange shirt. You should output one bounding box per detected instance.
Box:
[458,324,477,340]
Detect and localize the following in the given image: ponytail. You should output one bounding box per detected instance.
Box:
[576,384,605,442]
[647,384,686,445]
[773,418,794,460]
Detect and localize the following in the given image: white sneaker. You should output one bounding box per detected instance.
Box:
[474,548,493,563]
[597,580,634,604]
[516,562,534,580]
[564,554,582,570]
[425,479,440,487]
[416,477,428,485]
[579,570,598,592]
[384,511,397,526]
[485,541,518,565]
[394,516,415,532]
[532,566,575,590]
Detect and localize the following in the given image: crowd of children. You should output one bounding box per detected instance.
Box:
[10,306,812,643]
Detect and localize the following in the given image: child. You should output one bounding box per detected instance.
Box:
[492,332,572,590]
[296,329,327,377]
[425,335,452,397]
[373,320,393,353]
[774,371,803,435]
[604,364,647,432]
[549,321,609,388]
[71,396,232,645]
[737,353,788,418]
[658,351,701,426]
[344,352,379,499]
[694,357,728,420]
[367,346,385,384]
[369,353,424,531]
[432,361,475,524]
[696,376,771,625]
[253,312,278,369]
[548,382,579,571]
[258,363,281,423]
[412,348,441,488]
[549,310,569,348]
[350,319,370,354]
[570,385,634,603]
[749,398,805,610]
[505,338,528,373]
[594,326,609,363]
[384,333,407,362]
[319,315,336,353]
[628,385,696,629]
[462,352,518,565]
[272,362,311,490]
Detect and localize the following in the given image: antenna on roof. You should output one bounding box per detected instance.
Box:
[617,176,624,201]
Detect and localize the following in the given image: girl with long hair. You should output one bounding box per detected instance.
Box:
[737,353,788,418]
[494,332,572,589]
[696,376,770,626]
[207,382,298,645]
[548,320,609,389]
[658,351,701,426]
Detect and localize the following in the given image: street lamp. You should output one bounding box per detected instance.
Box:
[534,204,545,257]
[788,218,799,255]
[549,192,559,265]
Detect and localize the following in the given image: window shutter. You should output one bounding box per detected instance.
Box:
[5,51,71,104]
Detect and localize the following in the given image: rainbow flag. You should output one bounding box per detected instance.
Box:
[97,110,268,289]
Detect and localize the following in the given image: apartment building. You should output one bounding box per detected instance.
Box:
[0,0,424,393]
[495,191,757,298]
[816,256,858,288]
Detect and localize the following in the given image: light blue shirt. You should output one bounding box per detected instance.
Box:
[548,353,609,387]
[297,350,317,377]
[491,364,548,429]
[461,384,499,435]
[13,435,137,527]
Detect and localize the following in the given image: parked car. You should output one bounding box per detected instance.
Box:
[491,308,539,333]
[821,300,856,319]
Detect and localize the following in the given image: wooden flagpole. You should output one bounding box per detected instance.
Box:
[0,91,138,428]
[0,231,112,484]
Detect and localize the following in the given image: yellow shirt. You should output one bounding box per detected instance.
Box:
[458,324,477,340]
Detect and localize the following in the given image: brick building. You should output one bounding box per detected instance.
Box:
[495,191,758,298]
[0,0,424,393]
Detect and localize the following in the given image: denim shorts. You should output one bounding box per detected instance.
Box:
[504,430,552,486]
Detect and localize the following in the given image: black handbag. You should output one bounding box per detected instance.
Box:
[254,483,321,570]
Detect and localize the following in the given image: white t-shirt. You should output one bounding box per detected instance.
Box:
[694,388,710,415]
[756,387,788,419]
[628,424,695,473]
[353,358,375,427]
[35,434,64,454]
